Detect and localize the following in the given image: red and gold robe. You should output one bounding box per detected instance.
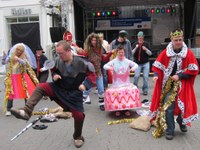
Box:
[150,42,199,125]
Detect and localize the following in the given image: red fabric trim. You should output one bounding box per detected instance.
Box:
[86,71,96,86]
[102,52,112,62]
[150,49,199,125]
[38,83,55,97]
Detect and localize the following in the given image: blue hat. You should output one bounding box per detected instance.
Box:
[137,31,144,37]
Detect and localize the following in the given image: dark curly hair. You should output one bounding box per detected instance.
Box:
[84,32,102,57]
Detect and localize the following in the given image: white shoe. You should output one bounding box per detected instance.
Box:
[83,95,91,104]
[5,111,11,116]
[141,102,151,108]
[94,89,98,94]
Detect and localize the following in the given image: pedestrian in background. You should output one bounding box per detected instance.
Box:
[110,30,133,61]
[34,45,49,100]
[83,33,112,110]
[98,33,110,90]
[34,45,49,83]
[132,31,152,95]
[63,31,86,56]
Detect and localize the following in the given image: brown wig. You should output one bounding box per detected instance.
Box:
[84,32,102,57]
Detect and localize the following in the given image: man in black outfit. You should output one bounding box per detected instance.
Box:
[11,40,96,148]
[34,45,49,83]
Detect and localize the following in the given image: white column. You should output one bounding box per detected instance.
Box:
[0,9,4,54]
[41,6,52,45]
[39,5,53,59]
[0,9,6,73]
[67,0,76,42]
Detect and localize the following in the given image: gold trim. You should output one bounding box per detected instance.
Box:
[3,59,39,112]
[152,77,179,138]
[108,118,135,125]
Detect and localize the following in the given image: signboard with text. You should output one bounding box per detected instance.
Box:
[95,17,151,30]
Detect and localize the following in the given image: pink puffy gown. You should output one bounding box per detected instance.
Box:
[104,58,141,111]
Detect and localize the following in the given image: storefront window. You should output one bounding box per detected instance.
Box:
[6,16,39,24]
[7,18,17,23]
[29,16,39,21]
[18,17,28,22]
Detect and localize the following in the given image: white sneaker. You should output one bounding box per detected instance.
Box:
[83,95,91,104]
[142,102,151,108]
[5,111,11,116]
[94,89,98,94]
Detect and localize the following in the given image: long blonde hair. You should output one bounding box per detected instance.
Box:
[10,44,27,65]
[3,43,39,112]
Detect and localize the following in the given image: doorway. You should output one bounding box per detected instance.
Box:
[11,23,40,53]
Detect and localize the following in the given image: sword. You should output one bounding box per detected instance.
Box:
[11,115,42,141]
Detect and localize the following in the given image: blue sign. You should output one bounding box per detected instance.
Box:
[95,17,151,30]
[111,17,151,27]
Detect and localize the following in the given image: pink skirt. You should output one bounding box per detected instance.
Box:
[9,73,36,99]
[105,83,141,111]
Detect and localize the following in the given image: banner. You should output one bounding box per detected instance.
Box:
[96,17,151,30]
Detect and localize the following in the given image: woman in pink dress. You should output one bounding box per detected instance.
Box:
[104,45,141,116]
[3,43,39,115]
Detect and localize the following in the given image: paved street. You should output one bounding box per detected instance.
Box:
[0,75,200,150]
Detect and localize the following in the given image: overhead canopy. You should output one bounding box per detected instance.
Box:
[74,0,183,9]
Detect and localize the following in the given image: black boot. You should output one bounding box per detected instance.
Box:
[98,94,105,111]
[73,119,85,148]
[176,115,187,132]
[165,132,174,140]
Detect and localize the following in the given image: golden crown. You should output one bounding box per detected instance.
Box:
[98,33,104,37]
[170,30,183,39]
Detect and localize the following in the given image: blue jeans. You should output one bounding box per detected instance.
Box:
[101,62,108,89]
[164,91,175,135]
[134,62,150,93]
[83,75,104,96]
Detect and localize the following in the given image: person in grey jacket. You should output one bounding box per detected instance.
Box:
[110,30,133,61]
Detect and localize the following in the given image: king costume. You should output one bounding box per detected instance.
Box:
[150,42,199,130]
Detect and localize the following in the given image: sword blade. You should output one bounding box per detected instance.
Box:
[11,116,42,141]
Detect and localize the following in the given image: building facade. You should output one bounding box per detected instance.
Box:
[0,0,199,73]
[0,0,75,72]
